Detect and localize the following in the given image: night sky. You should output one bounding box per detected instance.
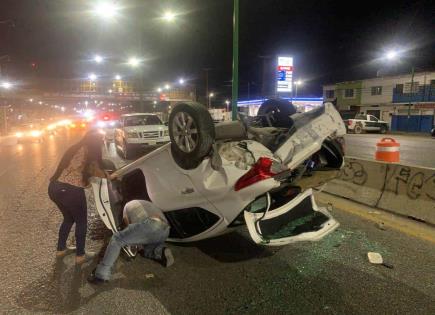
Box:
[0,0,434,99]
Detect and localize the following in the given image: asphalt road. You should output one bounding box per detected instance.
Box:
[1,133,434,314]
[345,134,435,169]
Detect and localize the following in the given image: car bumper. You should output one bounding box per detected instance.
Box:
[126,137,170,146]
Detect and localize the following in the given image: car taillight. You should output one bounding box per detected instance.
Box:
[347,120,352,126]
[235,157,276,191]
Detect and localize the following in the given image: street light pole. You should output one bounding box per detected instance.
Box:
[231,0,239,121]
[407,66,415,132]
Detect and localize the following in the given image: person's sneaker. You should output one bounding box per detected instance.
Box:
[87,269,109,285]
[55,246,76,258]
[160,247,174,267]
[75,252,96,265]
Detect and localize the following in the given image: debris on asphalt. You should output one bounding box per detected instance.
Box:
[367,252,394,269]
[368,252,383,264]
[376,222,387,231]
[326,203,333,211]
[145,273,155,279]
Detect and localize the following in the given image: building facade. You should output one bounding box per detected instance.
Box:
[323,71,435,132]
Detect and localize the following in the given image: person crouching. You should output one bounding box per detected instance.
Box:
[88,200,174,284]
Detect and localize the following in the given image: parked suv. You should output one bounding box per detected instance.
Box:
[114,113,170,159]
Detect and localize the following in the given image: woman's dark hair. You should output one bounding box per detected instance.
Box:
[50,130,104,185]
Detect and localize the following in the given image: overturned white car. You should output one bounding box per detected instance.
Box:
[91,99,346,256]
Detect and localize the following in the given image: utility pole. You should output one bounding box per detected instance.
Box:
[407,66,415,132]
[231,0,239,121]
[203,68,212,106]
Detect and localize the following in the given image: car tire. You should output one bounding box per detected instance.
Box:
[257,99,296,128]
[354,124,363,134]
[169,102,215,170]
[380,125,387,134]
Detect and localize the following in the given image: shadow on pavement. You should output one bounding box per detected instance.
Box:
[175,231,277,263]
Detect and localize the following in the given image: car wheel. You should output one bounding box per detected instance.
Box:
[257,99,296,128]
[169,102,215,170]
[354,124,363,134]
[380,125,387,134]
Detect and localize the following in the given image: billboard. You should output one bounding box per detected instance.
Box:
[276,56,293,93]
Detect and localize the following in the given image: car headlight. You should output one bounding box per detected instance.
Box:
[15,132,23,138]
[31,130,42,137]
[163,129,169,137]
[127,132,139,138]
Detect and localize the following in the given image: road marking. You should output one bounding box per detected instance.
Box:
[316,192,435,245]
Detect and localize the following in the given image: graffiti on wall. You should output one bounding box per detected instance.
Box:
[385,166,435,201]
[337,160,435,201]
[338,161,368,185]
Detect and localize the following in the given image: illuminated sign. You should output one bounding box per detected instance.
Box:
[276,56,293,93]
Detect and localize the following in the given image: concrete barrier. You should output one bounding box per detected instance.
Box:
[324,157,435,225]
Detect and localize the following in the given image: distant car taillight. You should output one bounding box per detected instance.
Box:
[235,157,276,191]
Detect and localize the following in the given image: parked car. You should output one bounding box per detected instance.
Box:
[345,114,388,134]
[91,99,346,257]
[114,113,170,159]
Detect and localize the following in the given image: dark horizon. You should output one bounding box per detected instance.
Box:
[0,0,434,99]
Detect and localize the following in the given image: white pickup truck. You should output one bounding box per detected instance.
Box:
[114,113,170,159]
[345,114,389,134]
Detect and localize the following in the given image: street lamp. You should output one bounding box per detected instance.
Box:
[127,57,140,67]
[92,1,120,19]
[179,78,185,85]
[157,87,162,93]
[385,50,398,61]
[382,48,414,132]
[1,81,12,89]
[208,92,214,108]
[88,73,97,81]
[114,74,121,80]
[294,80,303,98]
[94,55,103,63]
[225,99,230,112]
[165,84,171,90]
[162,11,176,22]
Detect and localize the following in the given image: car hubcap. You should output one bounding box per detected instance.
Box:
[172,112,198,153]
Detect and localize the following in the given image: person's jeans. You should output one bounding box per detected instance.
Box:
[95,218,170,280]
[48,181,87,256]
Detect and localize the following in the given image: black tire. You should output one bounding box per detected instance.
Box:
[169,102,215,170]
[354,124,363,134]
[380,125,387,134]
[257,99,296,128]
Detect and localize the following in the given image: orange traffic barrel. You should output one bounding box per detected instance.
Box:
[375,138,400,163]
